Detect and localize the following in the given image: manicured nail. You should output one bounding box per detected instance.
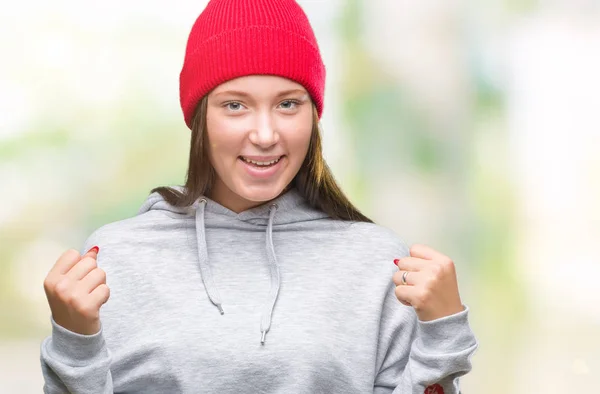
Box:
[87,246,99,254]
[393,259,399,266]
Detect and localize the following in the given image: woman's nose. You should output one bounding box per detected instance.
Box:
[248,113,279,148]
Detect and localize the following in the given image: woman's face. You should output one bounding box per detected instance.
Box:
[205,75,313,212]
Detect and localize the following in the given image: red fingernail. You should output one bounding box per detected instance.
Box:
[393,259,399,266]
[87,246,99,254]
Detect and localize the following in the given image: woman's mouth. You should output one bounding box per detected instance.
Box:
[238,155,285,178]
[239,156,283,168]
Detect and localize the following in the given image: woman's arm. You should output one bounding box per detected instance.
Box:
[374,244,478,393]
[40,240,114,394]
[374,303,477,393]
[40,318,113,394]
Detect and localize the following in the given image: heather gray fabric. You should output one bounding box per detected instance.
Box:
[40,188,478,393]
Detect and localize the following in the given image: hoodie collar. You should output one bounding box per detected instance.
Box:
[138,186,327,224]
[200,187,310,225]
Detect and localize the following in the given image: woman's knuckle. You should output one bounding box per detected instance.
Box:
[430,264,442,277]
[43,277,56,294]
[409,244,421,255]
[96,268,107,282]
[83,258,97,270]
[441,257,454,268]
[54,278,72,297]
[394,286,403,299]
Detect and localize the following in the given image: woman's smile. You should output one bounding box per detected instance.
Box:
[238,155,286,179]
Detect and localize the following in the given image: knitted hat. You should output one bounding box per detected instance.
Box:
[179,0,326,129]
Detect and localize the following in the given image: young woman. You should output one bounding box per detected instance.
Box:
[40,1,477,393]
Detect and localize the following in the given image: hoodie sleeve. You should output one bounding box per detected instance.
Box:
[373,281,478,394]
[40,318,113,394]
[40,234,114,394]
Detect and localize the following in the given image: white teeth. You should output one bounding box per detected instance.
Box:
[241,157,281,166]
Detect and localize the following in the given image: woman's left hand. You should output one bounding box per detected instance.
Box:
[393,244,464,321]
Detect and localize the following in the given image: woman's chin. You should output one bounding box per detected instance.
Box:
[237,183,288,203]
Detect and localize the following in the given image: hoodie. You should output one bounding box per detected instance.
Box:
[40,188,478,394]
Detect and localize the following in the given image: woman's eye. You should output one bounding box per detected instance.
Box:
[279,100,298,110]
[225,102,243,111]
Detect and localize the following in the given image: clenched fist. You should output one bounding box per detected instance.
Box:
[43,246,110,335]
[393,244,464,322]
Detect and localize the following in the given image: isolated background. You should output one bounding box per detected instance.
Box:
[1,0,599,392]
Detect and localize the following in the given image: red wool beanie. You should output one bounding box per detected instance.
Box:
[179,0,326,129]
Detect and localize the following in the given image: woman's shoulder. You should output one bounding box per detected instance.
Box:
[78,216,137,255]
[78,209,181,257]
[343,221,410,260]
[347,221,407,244]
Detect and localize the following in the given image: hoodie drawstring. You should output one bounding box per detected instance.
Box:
[195,199,282,345]
[196,198,225,315]
[260,203,281,345]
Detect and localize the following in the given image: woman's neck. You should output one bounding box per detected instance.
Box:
[207,180,292,213]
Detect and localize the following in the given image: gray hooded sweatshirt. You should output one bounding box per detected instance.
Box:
[40,188,477,393]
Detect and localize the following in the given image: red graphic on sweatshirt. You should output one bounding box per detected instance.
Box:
[424,384,444,394]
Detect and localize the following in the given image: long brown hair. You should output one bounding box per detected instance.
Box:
[152,97,372,223]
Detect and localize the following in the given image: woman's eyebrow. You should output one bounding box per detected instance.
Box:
[275,89,307,98]
[212,90,251,98]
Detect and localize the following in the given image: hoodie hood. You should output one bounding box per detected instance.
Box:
[137,187,329,345]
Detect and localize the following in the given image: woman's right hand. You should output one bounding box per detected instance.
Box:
[43,247,110,335]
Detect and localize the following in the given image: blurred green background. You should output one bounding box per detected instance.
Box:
[1,0,599,392]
